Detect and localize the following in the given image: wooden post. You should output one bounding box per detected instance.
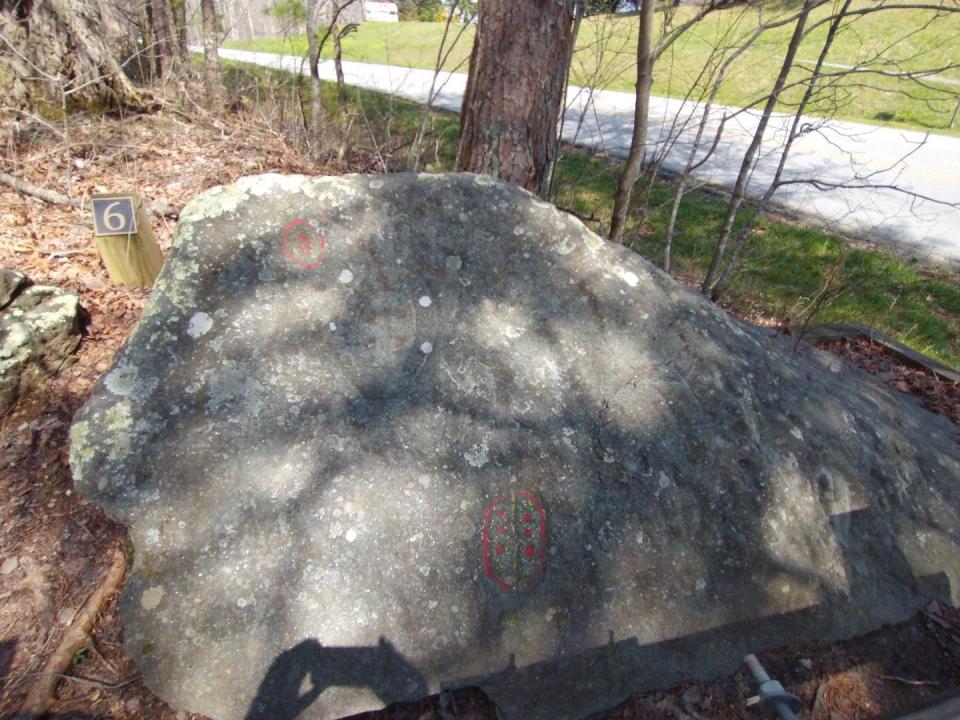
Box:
[92,193,163,287]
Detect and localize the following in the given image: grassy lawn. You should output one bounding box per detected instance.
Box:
[226,0,960,136]
[222,61,960,368]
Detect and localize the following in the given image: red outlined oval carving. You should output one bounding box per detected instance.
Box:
[280,218,325,270]
[482,490,547,591]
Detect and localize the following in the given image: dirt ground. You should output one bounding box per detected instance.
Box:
[1,107,959,720]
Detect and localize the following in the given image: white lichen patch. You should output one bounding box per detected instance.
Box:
[236,173,306,197]
[206,361,266,416]
[141,586,165,610]
[369,179,384,189]
[791,427,805,441]
[555,237,577,255]
[105,364,138,397]
[419,295,432,308]
[68,420,94,473]
[513,226,525,236]
[104,400,135,461]
[420,342,433,354]
[473,174,496,187]
[180,183,249,222]
[187,312,214,339]
[464,439,490,468]
[339,269,354,284]
[622,270,640,287]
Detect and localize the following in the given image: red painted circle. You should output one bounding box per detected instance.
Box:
[280,218,325,270]
[481,490,547,592]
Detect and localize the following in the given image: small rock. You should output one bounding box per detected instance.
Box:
[0,279,82,414]
[0,557,18,575]
[125,696,141,712]
[0,268,26,309]
[57,607,77,626]
[680,685,701,714]
[800,658,813,670]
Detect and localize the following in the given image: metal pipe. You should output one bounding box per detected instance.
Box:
[743,654,801,720]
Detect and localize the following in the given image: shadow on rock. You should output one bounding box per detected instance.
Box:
[245,637,428,720]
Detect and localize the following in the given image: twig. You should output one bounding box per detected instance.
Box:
[879,675,940,687]
[20,672,140,690]
[17,548,126,717]
[0,171,180,218]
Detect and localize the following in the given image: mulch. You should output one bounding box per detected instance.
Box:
[1,102,958,720]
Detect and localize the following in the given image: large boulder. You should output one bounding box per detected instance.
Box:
[1,270,82,414]
[70,174,960,720]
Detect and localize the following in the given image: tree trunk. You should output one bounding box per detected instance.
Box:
[305,0,325,163]
[173,0,189,61]
[708,0,851,300]
[609,0,655,243]
[0,0,150,112]
[150,0,177,76]
[456,0,579,196]
[201,0,225,111]
[141,1,160,82]
[334,24,348,112]
[701,0,817,298]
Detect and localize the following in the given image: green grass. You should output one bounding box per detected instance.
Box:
[221,61,960,368]
[226,0,960,136]
[552,151,960,367]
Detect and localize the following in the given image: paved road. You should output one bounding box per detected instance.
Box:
[213,47,960,269]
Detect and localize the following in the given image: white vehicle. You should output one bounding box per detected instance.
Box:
[364,1,399,22]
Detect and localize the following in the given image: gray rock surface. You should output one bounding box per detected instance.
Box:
[0,274,82,413]
[70,173,960,720]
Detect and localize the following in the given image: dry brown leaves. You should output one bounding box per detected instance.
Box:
[819,337,960,430]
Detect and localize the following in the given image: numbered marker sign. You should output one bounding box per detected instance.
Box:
[92,195,137,236]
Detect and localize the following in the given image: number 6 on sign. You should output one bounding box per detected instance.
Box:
[92,196,137,236]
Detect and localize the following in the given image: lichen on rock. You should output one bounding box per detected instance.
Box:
[0,273,82,414]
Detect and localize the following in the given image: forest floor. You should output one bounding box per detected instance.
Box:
[1,100,959,720]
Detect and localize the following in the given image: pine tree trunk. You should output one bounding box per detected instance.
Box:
[201,0,225,111]
[456,0,578,196]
